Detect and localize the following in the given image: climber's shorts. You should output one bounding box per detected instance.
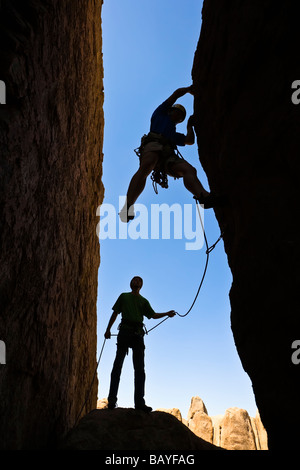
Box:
[142,141,163,154]
[141,141,184,177]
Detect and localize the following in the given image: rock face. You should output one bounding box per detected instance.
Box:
[62,408,220,451]
[212,409,266,450]
[186,397,214,445]
[96,397,267,450]
[186,397,267,450]
[0,0,104,449]
[192,0,300,449]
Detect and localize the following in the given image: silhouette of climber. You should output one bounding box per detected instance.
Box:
[119,85,217,222]
[104,276,176,412]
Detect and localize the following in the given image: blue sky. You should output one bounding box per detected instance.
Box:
[96,0,257,420]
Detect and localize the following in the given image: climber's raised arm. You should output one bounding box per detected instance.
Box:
[165,85,194,107]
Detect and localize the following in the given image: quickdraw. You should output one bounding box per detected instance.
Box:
[150,168,169,194]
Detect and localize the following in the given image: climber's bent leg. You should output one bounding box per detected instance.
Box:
[120,150,160,222]
[169,160,210,200]
[169,160,223,209]
[127,151,160,206]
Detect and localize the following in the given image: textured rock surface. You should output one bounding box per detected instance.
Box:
[0,0,104,449]
[212,408,256,450]
[251,410,268,451]
[97,396,267,450]
[186,397,267,450]
[62,408,221,451]
[187,396,208,420]
[188,410,214,445]
[192,0,300,449]
[186,396,214,444]
[156,407,183,422]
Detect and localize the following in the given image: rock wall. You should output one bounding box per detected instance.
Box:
[0,0,104,449]
[62,407,221,451]
[192,0,300,449]
[186,397,268,450]
[97,397,268,450]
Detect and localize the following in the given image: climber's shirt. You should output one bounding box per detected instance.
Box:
[150,99,186,147]
[113,292,155,336]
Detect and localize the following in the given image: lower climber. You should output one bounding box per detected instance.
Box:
[104,276,176,412]
[119,85,218,223]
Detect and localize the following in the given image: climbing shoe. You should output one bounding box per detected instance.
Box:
[119,205,135,223]
[107,401,117,410]
[135,404,152,413]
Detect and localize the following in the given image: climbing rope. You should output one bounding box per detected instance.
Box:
[146,200,223,332]
[73,337,107,427]
[73,198,223,426]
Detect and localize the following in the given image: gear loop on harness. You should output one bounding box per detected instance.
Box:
[150,169,168,194]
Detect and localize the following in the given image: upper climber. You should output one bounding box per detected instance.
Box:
[119,85,217,223]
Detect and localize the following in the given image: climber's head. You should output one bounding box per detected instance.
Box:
[169,104,186,124]
[130,276,143,291]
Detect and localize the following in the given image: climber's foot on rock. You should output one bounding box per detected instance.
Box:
[107,400,117,410]
[135,404,152,413]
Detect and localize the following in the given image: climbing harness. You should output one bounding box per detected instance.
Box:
[118,318,148,340]
[134,132,183,195]
[149,146,184,195]
[73,197,224,426]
